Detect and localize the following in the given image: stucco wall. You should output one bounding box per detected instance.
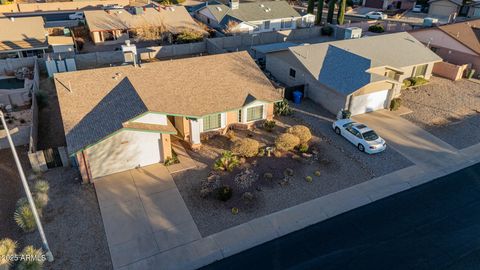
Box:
[433,61,468,80]
[84,130,165,179]
[428,0,459,17]
[410,29,477,55]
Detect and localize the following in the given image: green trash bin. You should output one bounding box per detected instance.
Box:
[467,69,476,79]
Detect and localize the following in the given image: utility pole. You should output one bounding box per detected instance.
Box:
[0,111,54,262]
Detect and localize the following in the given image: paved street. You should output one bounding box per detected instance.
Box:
[201,162,480,270]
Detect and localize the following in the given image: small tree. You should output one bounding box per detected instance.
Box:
[315,0,325,25]
[133,22,167,42]
[326,0,336,24]
[224,20,241,35]
[213,151,240,172]
[307,0,315,14]
[337,0,346,25]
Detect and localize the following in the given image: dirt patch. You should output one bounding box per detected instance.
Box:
[37,76,66,150]
[401,76,480,149]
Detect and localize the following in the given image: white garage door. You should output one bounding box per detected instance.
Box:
[349,89,389,115]
[86,130,164,179]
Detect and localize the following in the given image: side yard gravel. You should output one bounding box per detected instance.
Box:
[22,168,112,270]
[401,77,480,149]
[174,99,413,237]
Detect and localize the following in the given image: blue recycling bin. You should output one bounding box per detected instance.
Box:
[292,91,303,104]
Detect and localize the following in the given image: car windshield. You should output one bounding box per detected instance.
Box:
[362,130,379,141]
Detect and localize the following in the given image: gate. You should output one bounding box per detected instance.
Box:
[43,148,63,169]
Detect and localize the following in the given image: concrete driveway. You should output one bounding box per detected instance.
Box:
[94,164,201,269]
[353,110,460,169]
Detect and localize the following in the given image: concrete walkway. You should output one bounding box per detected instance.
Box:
[95,164,201,269]
[353,110,459,169]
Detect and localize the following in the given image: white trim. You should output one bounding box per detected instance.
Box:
[241,101,267,124]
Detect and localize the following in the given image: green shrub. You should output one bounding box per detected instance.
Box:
[321,25,334,36]
[257,148,265,157]
[274,99,293,116]
[232,138,259,157]
[298,143,309,153]
[275,133,300,151]
[213,151,240,172]
[305,176,313,182]
[342,110,352,119]
[231,207,239,215]
[16,246,44,270]
[314,170,321,176]
[0,238,16,268]
[402,79,412,88]
[14,205,37,232]
[390,98,402,111]
[410,77,429,86]
[34,180,49,194]
[263,120,276,132]
[287,125,312,144]
[34,193,49,209]
[368,24,384,33]
[164,151,180,166]
[175,30,204,44]
[284,168,294,176]
[35,91,48,109]
[216,186,233,201]
[263,172,273,180]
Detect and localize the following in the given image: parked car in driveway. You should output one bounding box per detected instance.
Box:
[332,119,386,154]
[365,11,388,20]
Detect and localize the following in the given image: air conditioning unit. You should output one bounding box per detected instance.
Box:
[121,40,138,66]
[344,27,362,39]
[423,17,438,27]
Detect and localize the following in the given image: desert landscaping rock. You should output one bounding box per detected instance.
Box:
[401,77,480,149]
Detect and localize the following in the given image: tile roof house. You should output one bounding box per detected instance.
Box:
[84,5,206,45]
[54,51,282,181]
[265,32,442,115]
[193,0,314,33]
[0,17,48,58]
[410,19,480,73]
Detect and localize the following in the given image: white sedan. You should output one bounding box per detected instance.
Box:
[365,11,388,20]
[332,119,386,154]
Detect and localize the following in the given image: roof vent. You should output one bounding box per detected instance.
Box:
[216,6,222,11]
[260,4,264,7]
[168,6,175,11]
[9,17,14,22]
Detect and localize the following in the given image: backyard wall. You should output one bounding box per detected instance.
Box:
[335,21,414,39]
[0,57,35,74]
[432,61,468,81]
[0,0,128,13]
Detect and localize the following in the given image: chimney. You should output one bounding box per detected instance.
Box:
[229,0,239,10]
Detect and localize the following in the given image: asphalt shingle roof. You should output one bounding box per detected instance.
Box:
[203,0,301,25]
[54,51,282,155]
[289,32,442,95]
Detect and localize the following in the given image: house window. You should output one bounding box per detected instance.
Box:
[289,68,296,78]
[384,70,395,79]
[414,64,428,77]
[246,105,264,122]
[281,19,293,28]
[238,110,242,122]
[264,20,270,30]
[203,114,221,131]
[207,18,210,24]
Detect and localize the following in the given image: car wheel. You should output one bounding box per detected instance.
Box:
[335,127,341,135]
[358,144,365,152]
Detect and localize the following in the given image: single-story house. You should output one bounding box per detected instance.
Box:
[193,0,314,34]
[0,17,48,58]
[84,6,206,45]
[427,0,480,19]
[54,51,282,182]
[362,0,414,10]
[265,32,442,116]
[410,19,480,72]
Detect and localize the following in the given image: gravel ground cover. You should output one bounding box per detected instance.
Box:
[22,168,112,270]
[174,101,413,236]
[401,77,480,149]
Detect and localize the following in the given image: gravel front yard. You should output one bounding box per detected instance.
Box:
[401,77,480,149]
[174,101,413,237]
[23,168,112,270]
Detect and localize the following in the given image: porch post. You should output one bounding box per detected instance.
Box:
[189,119,201,146]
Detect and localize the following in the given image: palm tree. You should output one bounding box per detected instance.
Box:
[315,0,325,25]
[307,0,315,14]
[337,0,346,24]
[326,0,336,24]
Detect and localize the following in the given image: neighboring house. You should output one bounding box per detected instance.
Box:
[427,0,480,19]
[0,17,48,58]
[84,6,205,45]
[363,0,414,10]
[265,32,442,116]
[193,0,314,34]
[54,51,282,182]
[410,19,480,72]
